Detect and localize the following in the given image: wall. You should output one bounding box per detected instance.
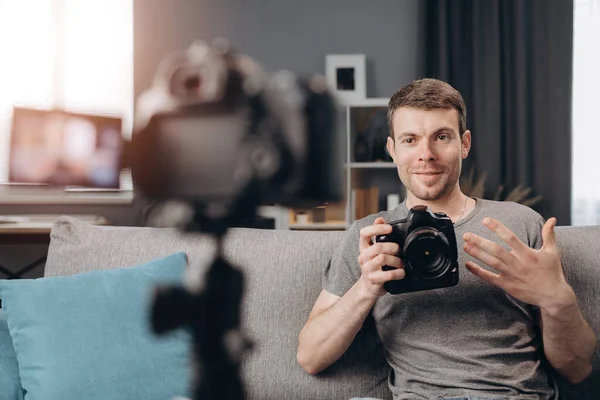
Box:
[134,0,422,100]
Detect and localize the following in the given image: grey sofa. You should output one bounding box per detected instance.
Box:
[44,217,600,400]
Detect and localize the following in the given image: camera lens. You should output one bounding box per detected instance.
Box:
[403,228,451,279]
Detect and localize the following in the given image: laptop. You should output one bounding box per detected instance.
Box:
[9,107,124,189]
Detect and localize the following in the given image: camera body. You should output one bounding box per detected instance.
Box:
[127,39,343,222]
[375,205,459,294]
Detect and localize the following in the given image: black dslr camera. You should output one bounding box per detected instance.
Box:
[375,205,459,294]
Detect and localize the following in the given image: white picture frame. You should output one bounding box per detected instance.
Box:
[325,54,366,104]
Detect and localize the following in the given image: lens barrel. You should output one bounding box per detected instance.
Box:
[403,228,451,279]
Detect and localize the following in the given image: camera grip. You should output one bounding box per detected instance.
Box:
[375,233,400,273]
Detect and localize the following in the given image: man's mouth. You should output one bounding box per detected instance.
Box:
[414,171,443,175]
[413,171,443,184]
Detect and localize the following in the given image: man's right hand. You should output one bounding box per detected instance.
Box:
[298,216,404,374]
[358,217,405,298]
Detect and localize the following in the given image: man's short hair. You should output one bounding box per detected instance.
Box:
[387,78,467,138]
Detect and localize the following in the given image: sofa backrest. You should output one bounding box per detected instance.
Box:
[45,218,600,400]
[553,226,600,400]
[46,217,392,400]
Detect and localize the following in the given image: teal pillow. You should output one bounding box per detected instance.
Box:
[0,309,24,400]
[0,252,191,400]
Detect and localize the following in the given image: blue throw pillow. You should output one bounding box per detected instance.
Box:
[0,252,191,400]
[0,309,24,400]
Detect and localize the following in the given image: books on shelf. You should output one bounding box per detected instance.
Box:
[351,187,379,221]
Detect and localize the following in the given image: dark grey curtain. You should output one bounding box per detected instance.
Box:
[424,0,574,224]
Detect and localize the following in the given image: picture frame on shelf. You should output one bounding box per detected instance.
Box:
[325,54,366,104]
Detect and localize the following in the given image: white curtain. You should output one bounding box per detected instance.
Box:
[0,1,55,181]
[572,0,600,225]
[0,0,133,189]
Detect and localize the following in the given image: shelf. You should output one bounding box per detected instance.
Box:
[0,190,134,205]
[289,221,349,230]
[346,162,396,169]
[346,98,389,107]
[0,214,108,234]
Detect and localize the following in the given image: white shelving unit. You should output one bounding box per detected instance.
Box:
[344,98,404,227]
[346,162,396,169]
[285,97,404,230]
[288,221,349,230]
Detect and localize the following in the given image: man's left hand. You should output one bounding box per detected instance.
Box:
[463,217,574,309]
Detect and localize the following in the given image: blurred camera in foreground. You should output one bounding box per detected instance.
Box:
[124,39,344,400]
[127,38,343,225]
[375,205,459,294]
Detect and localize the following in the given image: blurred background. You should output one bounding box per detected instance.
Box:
[0,0,598,276]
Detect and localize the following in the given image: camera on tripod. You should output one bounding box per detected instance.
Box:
[127,38,343,223]
[123,38,344,400]
[375,205,459,294]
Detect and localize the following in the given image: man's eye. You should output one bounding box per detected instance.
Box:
[437,134,448,141]
[402,138,415,144]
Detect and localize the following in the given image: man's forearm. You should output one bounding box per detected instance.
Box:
[297,280,378,374]
[540,287,596,384]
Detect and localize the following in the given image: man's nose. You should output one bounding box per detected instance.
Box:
[418,140,436,162]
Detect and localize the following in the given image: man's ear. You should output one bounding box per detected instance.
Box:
[461,130,471,159]
[386,136,396,162]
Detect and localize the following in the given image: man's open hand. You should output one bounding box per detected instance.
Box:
[463,217,574,309]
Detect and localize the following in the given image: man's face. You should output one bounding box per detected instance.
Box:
[386,107,471,201]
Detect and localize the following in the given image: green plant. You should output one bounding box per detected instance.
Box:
[460,167,543,207]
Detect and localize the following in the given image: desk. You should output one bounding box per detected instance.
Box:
[0,215,107,279]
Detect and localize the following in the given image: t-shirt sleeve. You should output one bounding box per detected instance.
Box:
[322,221,362,297]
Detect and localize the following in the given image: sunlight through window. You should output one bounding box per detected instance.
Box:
[572,0,600,225]
[0,0,133,189]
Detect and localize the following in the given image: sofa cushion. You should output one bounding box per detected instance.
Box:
[0,309,23,400]
[46,216,393,400]
[45,217,216,277]
[0,252,191,400]
[554,226,600,400]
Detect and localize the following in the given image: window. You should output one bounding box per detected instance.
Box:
[572,0,600,225]
[0,0,133,190]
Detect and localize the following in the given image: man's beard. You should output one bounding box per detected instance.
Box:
[401,167,460,201]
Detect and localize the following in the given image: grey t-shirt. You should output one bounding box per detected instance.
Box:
[323,198,557,400]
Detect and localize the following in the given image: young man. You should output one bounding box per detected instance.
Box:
[297,78,595,399]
